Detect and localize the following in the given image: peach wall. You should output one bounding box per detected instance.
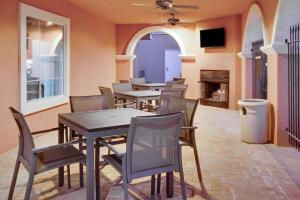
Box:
[195,15,242,109]
[0,0,116,152]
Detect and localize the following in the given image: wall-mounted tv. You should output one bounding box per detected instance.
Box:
[200,28,225,48]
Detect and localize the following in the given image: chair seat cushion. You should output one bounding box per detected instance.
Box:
[36,145,85,173]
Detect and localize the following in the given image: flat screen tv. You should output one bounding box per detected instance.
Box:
[200,28,225,48]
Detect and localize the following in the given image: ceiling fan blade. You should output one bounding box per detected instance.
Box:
[131,3,154,8]
[173,5,199,9]
[168,7,179,14]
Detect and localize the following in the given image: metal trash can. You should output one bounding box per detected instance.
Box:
[238,99,269,144]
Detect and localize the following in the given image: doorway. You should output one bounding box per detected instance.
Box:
[133,32,181,83]
[252,39,267,99]
[165,49,181,81]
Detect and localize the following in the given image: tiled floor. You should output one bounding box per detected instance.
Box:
[1,106,300,200]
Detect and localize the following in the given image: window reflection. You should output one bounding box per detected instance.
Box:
[26,17,64,101]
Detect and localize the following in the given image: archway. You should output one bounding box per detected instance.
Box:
[125,26,187,77]
[133,31,182,83]
[240,3,268,98]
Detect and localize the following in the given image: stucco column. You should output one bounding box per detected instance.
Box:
[181,59,197,99]
[115,55,135,81]
[238,53,253,99]
[265,52,289,146]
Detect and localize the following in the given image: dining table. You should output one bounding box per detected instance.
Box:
[132,82,166,91]
[57,108,175,199]
[114,90,161,110]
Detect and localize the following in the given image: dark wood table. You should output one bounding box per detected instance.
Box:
[132,83,166,91]
[114,90,161,110]
[58,108,155,199]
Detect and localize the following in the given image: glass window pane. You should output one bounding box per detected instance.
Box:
[26,17,64,101]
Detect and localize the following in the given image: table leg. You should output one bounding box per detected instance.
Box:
[166,172,174,198]
[86,135,95,200]
[136,99,141,110]
[58,122,64,187]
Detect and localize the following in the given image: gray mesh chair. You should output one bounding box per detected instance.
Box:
[173,77,186,84]
[149,88,185,113]
[69,95,126,199]
[157,97,205,192]
[112,82,133,93]
[98,86,135,108]
[130,77,146,84]
[8,107,86,200]
[171,84,188,97]
[102,112,187,200]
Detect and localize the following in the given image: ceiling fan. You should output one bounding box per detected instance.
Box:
[132,0,199,25]
[167,13,180,26]
[155,0,199,11]
[132,0,199,13]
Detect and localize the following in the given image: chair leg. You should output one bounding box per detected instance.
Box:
[179,148,187,200]
[108,138,112,155]
[95,139,100,200]
[156,174,161,194]
[179,169,187,200]
[8,159,20,200]
[24,171,35,200]
[122,177,129,200]
[65,129,71,189]
[151,175,155,196]
[78,134,84,187]
[192,142,204,186]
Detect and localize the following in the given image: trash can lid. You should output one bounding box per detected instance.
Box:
[238,99,269,107]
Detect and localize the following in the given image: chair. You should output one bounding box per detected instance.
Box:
[102,112,187,200]
[7,107,86,200]
[157,97,205,192]
[148,88,185,113]
[98,86,135,108]
[171,84,188,97]
[119,79,129,83]
[112,82,133,93]
[69,95,126,199]
[130,77,146,84]
[173,77,186,84]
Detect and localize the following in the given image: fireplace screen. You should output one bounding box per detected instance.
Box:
[199,70,229,108]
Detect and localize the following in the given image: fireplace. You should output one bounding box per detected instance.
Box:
[199,70,229,108]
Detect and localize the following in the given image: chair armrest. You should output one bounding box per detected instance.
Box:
[32,140,83,154]
[31,125,69,135]
[116,101,136,107]
[100,138,124,157]
[181,126,197,130]
[31,127,59,135]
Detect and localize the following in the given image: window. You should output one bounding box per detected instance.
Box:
[20,3,70,114]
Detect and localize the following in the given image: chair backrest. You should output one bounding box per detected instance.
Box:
[98,86,116,109]
[126,112,184,181]
[173,78,186,84]
[69,95,110,112]
[9,107,34,164]
[130,77,146,84]
[112,82,133,93]
[119,80,129,83]
[171,84,188,97]
[165,97,200,145]
[159,88,185,115]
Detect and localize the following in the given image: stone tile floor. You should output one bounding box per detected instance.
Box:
[0,105,300,199]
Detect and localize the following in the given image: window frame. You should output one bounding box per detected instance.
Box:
[20,3,70,115]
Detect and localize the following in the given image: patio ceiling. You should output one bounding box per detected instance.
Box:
[68,0,255,24]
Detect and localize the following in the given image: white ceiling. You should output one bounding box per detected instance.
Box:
[68,0,256,24]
